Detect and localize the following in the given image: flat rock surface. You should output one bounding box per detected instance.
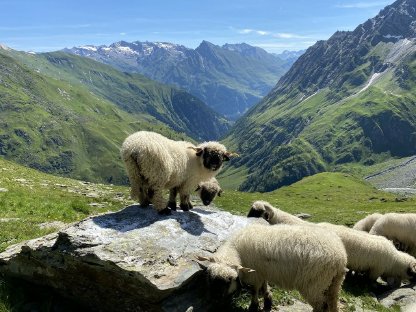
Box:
[0,205,260,312]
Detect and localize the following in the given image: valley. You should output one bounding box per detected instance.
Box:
[1,0,416,310]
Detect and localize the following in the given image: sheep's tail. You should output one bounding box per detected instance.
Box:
[325,268,346,312]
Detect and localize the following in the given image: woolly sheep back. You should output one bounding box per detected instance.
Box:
[319,222,416,284]
[369,213,416,257]
[352,213,383,232]
[204,223,347,312]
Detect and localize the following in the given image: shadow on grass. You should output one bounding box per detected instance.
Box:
[0,276,89,312]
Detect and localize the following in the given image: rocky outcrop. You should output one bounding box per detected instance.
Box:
[0,205,258,312]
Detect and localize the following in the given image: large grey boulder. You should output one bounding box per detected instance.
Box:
[0,205,258,312]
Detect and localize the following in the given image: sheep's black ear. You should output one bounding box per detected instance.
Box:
[223,153,230,161]
[218,189,223,197]
[264,212,270,221]
[188,146,204,156]
[195,185,201,192]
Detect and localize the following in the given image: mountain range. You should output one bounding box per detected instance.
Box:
[0,46,229,184]
[64,41,300,119]
[223,0,416,192]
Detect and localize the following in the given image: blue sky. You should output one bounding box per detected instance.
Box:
[0,0,394,53]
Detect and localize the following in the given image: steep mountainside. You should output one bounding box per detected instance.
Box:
[0,48,229,184]
[64,41,299,119]
[223,0,416,192]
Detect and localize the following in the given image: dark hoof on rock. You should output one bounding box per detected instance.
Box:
[180,204,190,212]
[167,201,177,211]
[158,208,172,215]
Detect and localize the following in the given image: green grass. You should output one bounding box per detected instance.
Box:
[0,157,132,252]
[0,159,414,311]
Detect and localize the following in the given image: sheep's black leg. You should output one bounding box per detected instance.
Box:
[262,282,273,311]
[168,188,178,211]
[179,193,192,211]
[158,207,172,215]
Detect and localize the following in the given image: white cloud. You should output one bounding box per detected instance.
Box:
[238,28,270,36]
[335,1,390,9]
[120,32,127,36]
[273,32,308,39]
[256,30,270,36]
[239,28,254,34]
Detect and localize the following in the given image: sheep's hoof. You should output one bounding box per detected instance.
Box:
[263,296,273,311]
[180,204,190,211]
[158,208,172,215]
[167,201,177,211]
[140,200,151,208]
[248,302,259,312]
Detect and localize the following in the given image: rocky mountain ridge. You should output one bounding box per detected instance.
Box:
[64,41,301,119]
[223,0,416,192]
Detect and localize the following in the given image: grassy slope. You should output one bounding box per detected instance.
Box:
[0,158,414,311]
[0,50,199,184]
[222,48,416,192]
[9,50,230,141]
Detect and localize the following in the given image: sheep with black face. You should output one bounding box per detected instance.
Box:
[121,131,234,214]
[198,223,347,312]
[195,177,222,206]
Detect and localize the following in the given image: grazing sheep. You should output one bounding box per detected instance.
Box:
[121,131,234,214]
[369,213,416,257]
[352,213,383,232]
[319,222,416,287]
[246,203,416,287]
[247,200,306,225]
[198,223,347,312]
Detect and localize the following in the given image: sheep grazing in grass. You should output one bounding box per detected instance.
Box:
[247,200,306,225]
[246,203,416,287]
[319,222,416,287]
[352,213,383,232]
[369,213,416,257]
[121,131,235,215]
[198,223,347,312]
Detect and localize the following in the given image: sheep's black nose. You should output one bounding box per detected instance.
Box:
[203,200,210,205]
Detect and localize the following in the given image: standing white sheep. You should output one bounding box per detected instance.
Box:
[121,131,234,214]
[319,222,416,287]
[369,213,416,257]
[198,223,347,312]
[247,200,306,225]
[352,213,383,232]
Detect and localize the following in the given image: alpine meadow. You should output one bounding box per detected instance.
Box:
[1,0,416,311]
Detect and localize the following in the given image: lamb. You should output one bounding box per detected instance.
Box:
[195,177,222,206]
[352,213,383,232]
[369,213,416,257]
[247,200,306,225]
[167,177,222,210]
[318,222,416,287]
[121,131,234,214]
[198,223,347,312]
